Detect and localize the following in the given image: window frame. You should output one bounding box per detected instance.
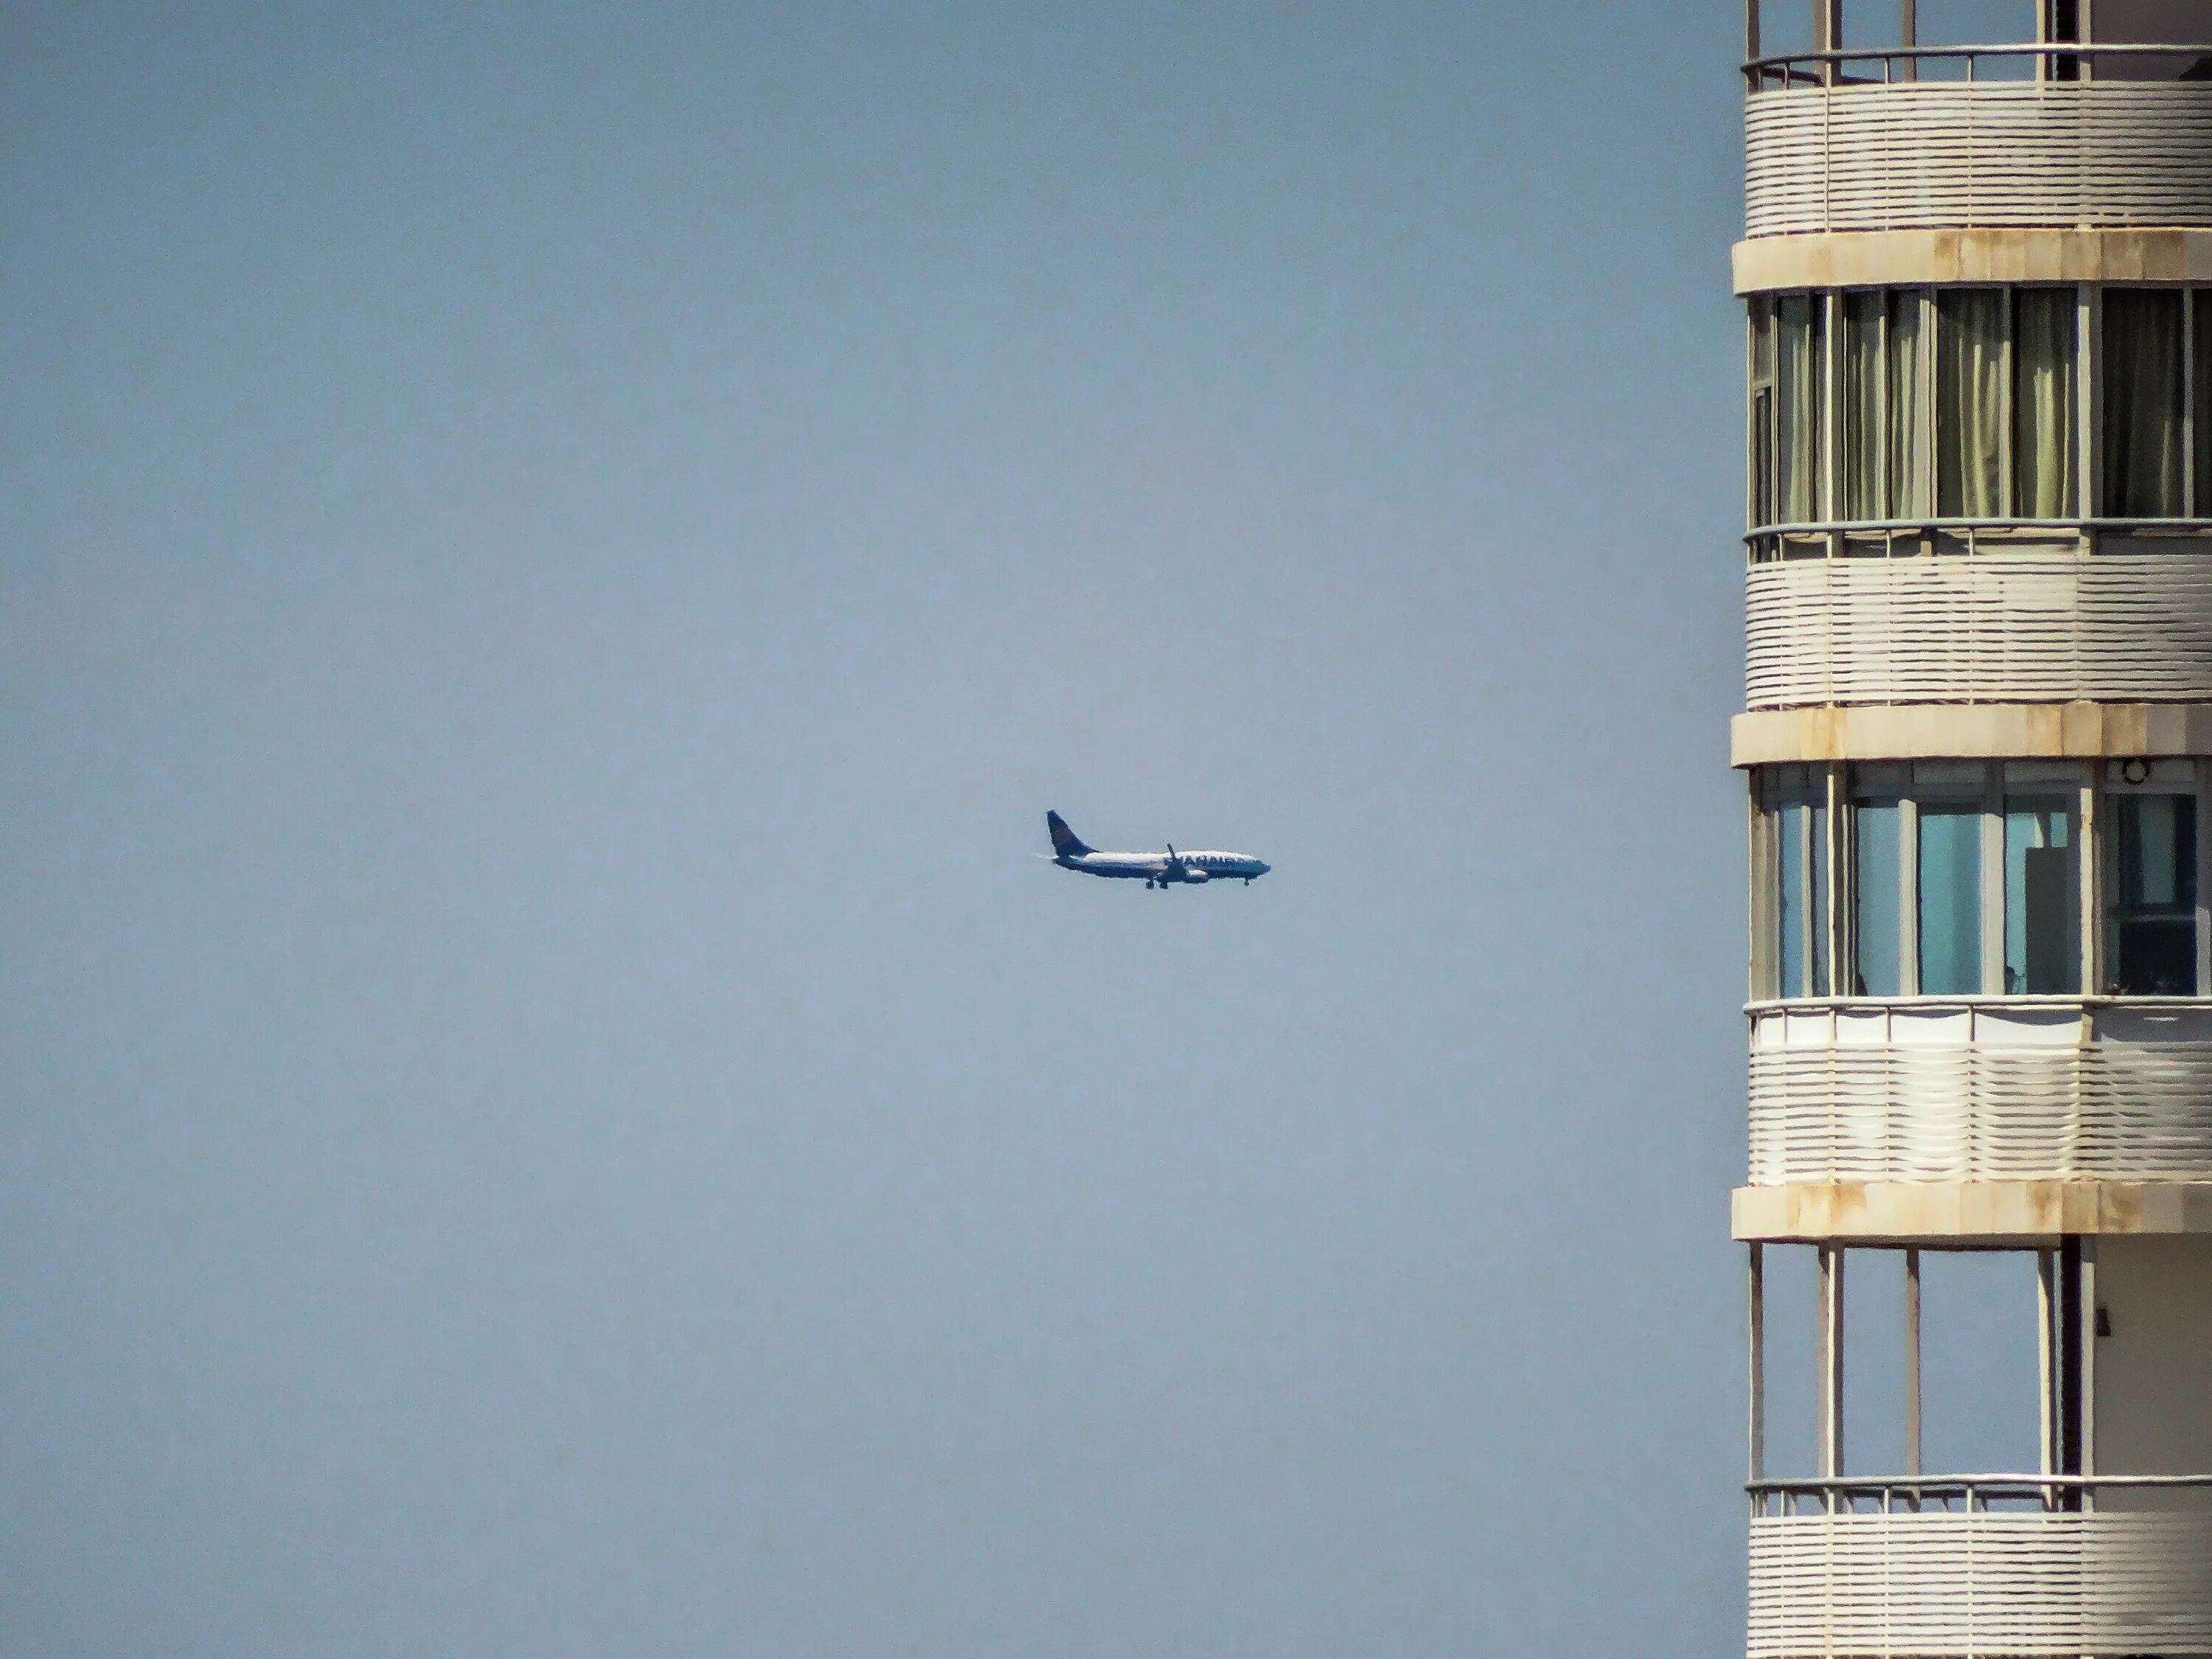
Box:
[1745,760,2212,1004]
[1745,282,2208,557]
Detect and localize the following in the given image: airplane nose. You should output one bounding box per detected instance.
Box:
[1257,862,1272,874]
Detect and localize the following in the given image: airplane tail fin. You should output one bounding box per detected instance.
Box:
[1046,811,1093,858]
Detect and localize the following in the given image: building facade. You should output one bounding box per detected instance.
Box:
[1733,3,2212,1653]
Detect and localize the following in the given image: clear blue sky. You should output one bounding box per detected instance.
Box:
[0,5,2031,1655]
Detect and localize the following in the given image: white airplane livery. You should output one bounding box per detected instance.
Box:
[1044,811,1271,890]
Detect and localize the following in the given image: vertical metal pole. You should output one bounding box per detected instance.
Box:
[1747,0,1762,70]
[1816,0,1840,85]
[1820,1245,1846,1480]
[1899,0,1917,83]
[1904,1248,1922,1479]
[1750,1244,1767,1485]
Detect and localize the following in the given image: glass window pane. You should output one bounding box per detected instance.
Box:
[1843,292,1885,520]
[1775,295,1825,526]
[2005,794,2079,994]
[1888,291,1933,520]
[1938,290,2006,519]
[1854,796,1902,997]
[2195,291,2210,515]
[2101,289,2185,518]
[1919,802,1984,995]
[1775,794,1829,998]
[2013,290,2077,518]
[2112,793,2198,995]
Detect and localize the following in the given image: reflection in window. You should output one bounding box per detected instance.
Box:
[2005,796,2078,994]
[1853,794,1902,997]
[1919,802,1983,995]
[2112,793,2197,995]
[2102,290,2185,518]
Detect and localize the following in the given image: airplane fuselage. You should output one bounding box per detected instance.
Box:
[1043,811,1270,888]
[1053,849,1270,886]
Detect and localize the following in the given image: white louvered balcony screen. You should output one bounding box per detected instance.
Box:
[1745,552,2212,708]
[1745,83,2212,237]
[1749,1511,2212,1658]
[1747,1006,2212,1185]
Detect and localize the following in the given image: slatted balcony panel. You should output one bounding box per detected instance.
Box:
[1746,83,2212,236]
[1745,553,2212,708]
[1748,1512,2212,1658]
[1747,1007,2212,1185]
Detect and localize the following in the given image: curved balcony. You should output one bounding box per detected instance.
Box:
[1748,1001,2212,1186]
[1745,540,2212,709]
[1745,46,2212,238]
[1749,1478,2212,1659]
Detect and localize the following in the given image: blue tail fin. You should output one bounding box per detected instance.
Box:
[1046,811,1092,858]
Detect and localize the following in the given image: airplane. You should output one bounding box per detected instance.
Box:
[1043,811,1271,888]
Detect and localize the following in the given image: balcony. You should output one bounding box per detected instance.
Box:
[1746,543,2212,709]
[1750,1478,2212,1658]
[1744,45,2212,238]
[1748,1001,2212,1186]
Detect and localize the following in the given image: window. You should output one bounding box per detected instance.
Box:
[2197,291,2211,518]
[1749,295,1826,529]
[1762,764,2212,1002]
[1937,289,2007,518]
[2110,792,2198,995]
[1918,797,1985,996]
[1852,788,1904,997]
[2005,794,2078,994]
[1753,287,2084,535]
[2102,290,2185,518]
[1759,769,1830,999]
[1840,289,1935,522]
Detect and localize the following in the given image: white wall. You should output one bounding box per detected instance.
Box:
[2096,1236,2212,1509]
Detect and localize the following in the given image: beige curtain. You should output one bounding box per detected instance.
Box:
[1841,293,1884,520]
[1887,291,1932,519]
[1775,295,1823,525]
[1938,290,2006,518]
[2197,291,2211,515]
[2013,289,2078,518]
[2102,289,2184,517]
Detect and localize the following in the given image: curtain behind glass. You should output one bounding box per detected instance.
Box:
[2101,289,2184,517]
[2197,291,2211,515]
[2013,290,2077,518]
[1888,291,1932,519]
[1938,290,2006,518]
[1775,296,1823,525]
[1842,293,1884,520]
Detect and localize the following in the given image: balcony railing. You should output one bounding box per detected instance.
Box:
[1746,42,2212,94]
[1745,540,2212,709]
[1742,46,2212,237]
[1748,1001,2212,1186]
[1747,1477,2212,1659]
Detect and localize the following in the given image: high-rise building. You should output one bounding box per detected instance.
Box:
[1732,4,2212,1653]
